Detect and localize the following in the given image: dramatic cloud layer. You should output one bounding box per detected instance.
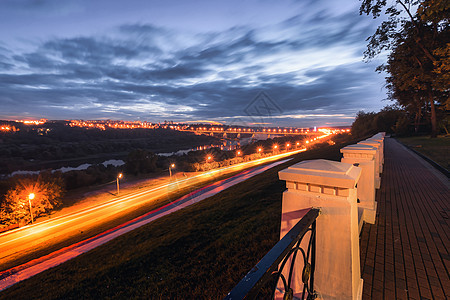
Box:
[0,0,387,126]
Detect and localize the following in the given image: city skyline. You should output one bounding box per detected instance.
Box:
[0,0,388,127]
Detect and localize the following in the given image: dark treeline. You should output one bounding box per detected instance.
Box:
[0,122,218,175]
[351,104,448,139]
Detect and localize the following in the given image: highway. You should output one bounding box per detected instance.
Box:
[0,158,293,291]
[0,146,310,274]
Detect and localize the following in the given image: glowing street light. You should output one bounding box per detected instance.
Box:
[273,144,278,154]
[236,150,242,156]
[207,155,213,162]
[117,173,123,195]
[258,147,262,153]
[28,193,35,223]
[296,142,300,148]
[286,143,290,151]
[169,163,175,178]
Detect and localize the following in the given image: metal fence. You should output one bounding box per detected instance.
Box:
[225,208,320,300]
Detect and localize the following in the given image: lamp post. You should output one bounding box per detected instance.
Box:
[169,163,175,178]
[28,193,35,223]
[286,143,290,152]
[117,173,123,195]
[258,147,262,154]
[273,144,278,154]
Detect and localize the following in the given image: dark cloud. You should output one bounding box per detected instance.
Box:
[0,7,386,126]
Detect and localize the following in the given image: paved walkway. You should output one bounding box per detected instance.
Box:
[360,138,449,299]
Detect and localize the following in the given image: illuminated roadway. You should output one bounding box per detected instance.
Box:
[0,158,293,291]
[0,133,333,290]
[0,138,339,288]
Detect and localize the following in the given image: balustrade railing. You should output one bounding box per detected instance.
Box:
[225,208,320,300]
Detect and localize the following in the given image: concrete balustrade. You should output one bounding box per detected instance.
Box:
[340,144,378,228]
[279,159,363,299]
[357,140,382,188]
[369,134,384,169]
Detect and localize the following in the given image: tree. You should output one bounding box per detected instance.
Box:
[382,21,444,135]
[351,106,406,137]
[360,0,445,62]
[0,175,64,225]
[351,111,378,138]
[125,149,157,175]
[360,0,449,137]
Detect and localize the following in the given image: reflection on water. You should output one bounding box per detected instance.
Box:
[8,159,126,177]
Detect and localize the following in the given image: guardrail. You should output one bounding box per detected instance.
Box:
[225,208,320,300]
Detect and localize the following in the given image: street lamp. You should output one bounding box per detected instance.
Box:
[28,193,35,223]
[236,150,242,157]
[117,173,123,195]
[296,142,300,148]
[286,143,290,151]
[169,163,175,178]
[258,147,262,153]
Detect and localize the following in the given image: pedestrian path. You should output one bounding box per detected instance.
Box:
[360,138,449,299]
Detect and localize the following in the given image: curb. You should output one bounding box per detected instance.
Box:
[396,139,450,178]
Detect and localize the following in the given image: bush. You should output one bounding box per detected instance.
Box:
[0,174,65,225]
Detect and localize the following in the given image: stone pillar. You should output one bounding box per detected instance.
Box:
[340,144,378,225]
[357,140,382,188]
[369,134,384,167]
[279,159,363,299]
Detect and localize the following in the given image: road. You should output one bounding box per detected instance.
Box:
[0,158,293,291]
[0,146,310,276]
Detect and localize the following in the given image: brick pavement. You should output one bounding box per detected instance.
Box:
[360,138,449,300]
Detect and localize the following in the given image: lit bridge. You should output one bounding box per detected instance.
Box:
[178,127,334,139]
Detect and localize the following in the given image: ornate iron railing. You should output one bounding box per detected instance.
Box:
[225,208,320,300]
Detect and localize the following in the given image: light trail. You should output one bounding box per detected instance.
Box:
[0,132,334,289]
[0,145,312,267]
[0,159,291,291]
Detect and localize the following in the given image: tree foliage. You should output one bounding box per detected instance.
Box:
[351,105,407,137]
[125,149,158,175]
[0,175,65,225]
[360,0,449,137]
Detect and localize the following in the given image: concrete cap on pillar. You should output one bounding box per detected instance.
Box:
[340,144,377,155]
[372,132,385,138]
[279,159,361,189]
[369,136,383,142]
[358,140,381,147]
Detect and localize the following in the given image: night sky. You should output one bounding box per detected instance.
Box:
[0,0,388,127]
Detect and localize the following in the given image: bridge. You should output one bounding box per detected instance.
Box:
[179,127,332,139]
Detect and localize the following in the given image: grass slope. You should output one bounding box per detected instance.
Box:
[0,143,348,300]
